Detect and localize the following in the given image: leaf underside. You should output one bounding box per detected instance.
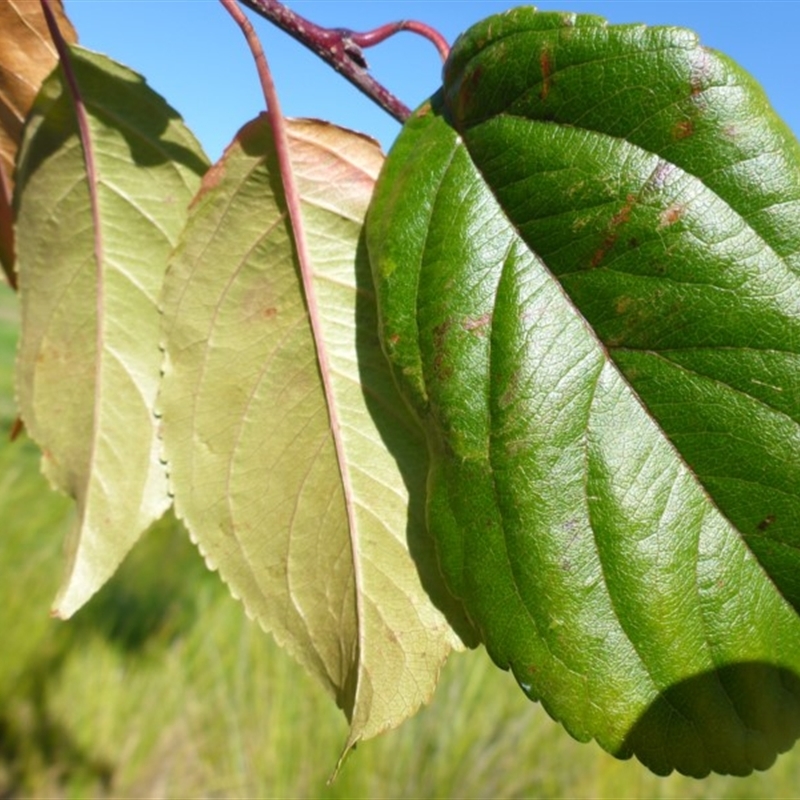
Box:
[159,116,466,751]
[367,8,800,777]
[14,46,208,616]
[0,0,77,283]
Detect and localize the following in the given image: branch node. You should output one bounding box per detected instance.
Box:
[237,0,450,124]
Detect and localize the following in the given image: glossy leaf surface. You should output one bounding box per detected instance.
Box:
[367,8,800,777]
[14,46,208,616]
[159,117,465,750]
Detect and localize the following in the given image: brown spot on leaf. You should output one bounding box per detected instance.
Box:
[615,296,635,315]
[652,261,668,276]
[462,312,492,335]
[498,368,521,411]
[432,319,454,381]
[591,236,616,268]
[659,204,685,229]
[590,195,636,268]
[757,514,776,532]
[458,64,484,111]
[690,47,714,97]
[242,277,279,322]
[611,196,636,228]
[673,119,694,140]
[540,48,552,100]
[433,319,452,346]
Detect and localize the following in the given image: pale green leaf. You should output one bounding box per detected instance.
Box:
[159,116,467,749]
[14,46,209,617]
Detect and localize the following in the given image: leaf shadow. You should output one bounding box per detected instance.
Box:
[70,49,209,174]
[617,660,800,778]
[15,46,207,199]
[353,230,479,648]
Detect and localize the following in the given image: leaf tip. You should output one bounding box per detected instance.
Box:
[328,736,358,784]
[51,579,91,620]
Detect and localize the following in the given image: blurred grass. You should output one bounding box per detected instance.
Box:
[2,279,800,798]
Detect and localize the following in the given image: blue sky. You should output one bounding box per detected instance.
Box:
[64,1,800,161]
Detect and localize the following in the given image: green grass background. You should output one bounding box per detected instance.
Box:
[2,281,800,798]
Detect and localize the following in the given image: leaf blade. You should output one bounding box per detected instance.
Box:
[445,9,800,605]
[160,116,465,750]
[367,8,800,776]
[14,46,208,616]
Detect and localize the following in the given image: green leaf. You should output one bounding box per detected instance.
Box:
[159,116,468,751]
[14,46,209,617]
[367,8,800,777]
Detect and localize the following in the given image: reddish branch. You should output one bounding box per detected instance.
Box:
[236,0,450,123]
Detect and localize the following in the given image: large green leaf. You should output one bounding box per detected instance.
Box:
[14,46,208,617]
[159,116,468,751]
[367,8,800,777]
